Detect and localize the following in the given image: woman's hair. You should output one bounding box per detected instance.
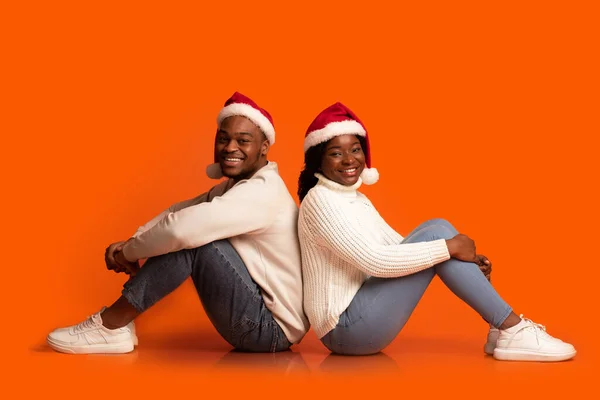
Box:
[298,135,367,202]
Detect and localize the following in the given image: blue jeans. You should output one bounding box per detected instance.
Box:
[121,240,291,353]
[321,218,513,355]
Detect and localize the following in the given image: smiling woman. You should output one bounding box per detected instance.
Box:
[296,102,576,361]
[298,134,367,201]
[321,135,365,185]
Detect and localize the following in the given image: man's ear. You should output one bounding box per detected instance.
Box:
[261,140,270,157]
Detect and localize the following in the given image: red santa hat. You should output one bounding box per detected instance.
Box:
[206,92,275,179]
[304,102,379,185]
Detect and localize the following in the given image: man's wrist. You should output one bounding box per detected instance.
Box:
[121,237,138,262]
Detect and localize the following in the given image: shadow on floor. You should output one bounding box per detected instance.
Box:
[214,349,311,375]
[319,352,400,375]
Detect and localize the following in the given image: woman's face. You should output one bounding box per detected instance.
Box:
[320,134,365,186]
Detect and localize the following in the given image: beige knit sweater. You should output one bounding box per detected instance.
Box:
[298,173,451,338]
[122,162,309,344]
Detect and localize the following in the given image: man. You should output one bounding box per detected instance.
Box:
[47,92,309,354]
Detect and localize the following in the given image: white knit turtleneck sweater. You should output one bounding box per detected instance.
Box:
[298,173,451,338]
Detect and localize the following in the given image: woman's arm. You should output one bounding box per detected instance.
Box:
[303,189,450,278]
[378,214,405,244]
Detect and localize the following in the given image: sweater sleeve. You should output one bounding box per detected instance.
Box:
[303,189,450,278]
[357,194,404,245]
[131,192,210,238]
[379,221,405,245]
[122,177,278,261]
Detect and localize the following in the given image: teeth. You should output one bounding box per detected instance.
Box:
[342,168,357,172]
[225,158,243,162]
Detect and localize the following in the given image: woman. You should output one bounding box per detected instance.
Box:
[297,102,575,361]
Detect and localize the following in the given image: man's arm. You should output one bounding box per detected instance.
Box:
[121,177,278,262]
[107,189,212,274]
[130,191,211,238]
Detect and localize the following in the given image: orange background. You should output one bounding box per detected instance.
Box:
[2,0,598,398]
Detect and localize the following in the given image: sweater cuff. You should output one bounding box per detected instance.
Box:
[429,239,451,265]
[121,241,139,262]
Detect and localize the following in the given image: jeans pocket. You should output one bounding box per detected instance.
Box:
[230,317,259,349]
[270,323,292,353]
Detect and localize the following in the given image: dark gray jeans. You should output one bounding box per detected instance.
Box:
[321,218,513,355]
[121,239,291,353]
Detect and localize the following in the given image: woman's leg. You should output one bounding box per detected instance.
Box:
[323,218,575,361]
[414,220,515,327]
[322,218,513,355]
[411,220,498,354]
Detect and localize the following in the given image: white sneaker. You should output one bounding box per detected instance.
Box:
[484,326,499,355]
[47,308,135,354]
[493,315,576,362]
[128,321,139,346]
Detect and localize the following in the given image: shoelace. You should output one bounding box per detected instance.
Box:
[521,315,551,335]
[508,314,551,345]
[73,316,99,333]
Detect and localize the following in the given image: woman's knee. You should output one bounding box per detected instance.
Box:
[426,218,458,233]
[407,223,456,242]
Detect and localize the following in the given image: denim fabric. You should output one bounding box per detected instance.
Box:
[321,218,512,355]
[122,239,291,353]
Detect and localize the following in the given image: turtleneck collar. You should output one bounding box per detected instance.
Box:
[314,173,362,198]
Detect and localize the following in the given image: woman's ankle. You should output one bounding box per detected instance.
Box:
[499,312,522,330]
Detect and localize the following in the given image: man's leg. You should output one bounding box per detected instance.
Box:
[119,239,289,352]
[48,240,290,354]
[189,240,291,352]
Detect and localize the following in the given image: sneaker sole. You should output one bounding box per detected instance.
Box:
[47,336,134,354]
[493,347,576,362]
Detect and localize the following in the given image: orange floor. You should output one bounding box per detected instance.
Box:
[10,278,598,399]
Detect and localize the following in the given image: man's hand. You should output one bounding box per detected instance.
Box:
[105,241,127,272]
[475,254,492,281]
[445,234,477,263]
[114,250,140,276]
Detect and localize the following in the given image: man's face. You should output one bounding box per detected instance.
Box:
[215,115,270,181]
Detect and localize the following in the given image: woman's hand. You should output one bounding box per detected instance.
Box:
[446,234,477,263]
[475,254,492,281]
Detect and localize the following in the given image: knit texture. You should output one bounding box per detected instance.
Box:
[298,173,451,338]
[122,162,309,343]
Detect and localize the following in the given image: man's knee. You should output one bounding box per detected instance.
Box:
[191,239,254,289]
[192,240,232,260]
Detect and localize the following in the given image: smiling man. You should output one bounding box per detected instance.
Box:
[47,92,309,354]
